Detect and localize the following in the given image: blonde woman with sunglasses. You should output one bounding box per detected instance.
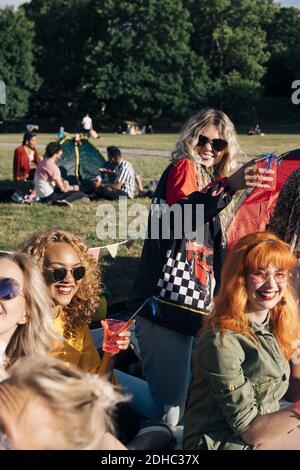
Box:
[0,252,57,379]
[135,108,275,426]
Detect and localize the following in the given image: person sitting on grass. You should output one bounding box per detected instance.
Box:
[13,131,41,182]
[91,146,136,200]
[34,141,88,207]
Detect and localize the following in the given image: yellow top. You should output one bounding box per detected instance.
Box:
[52,313,102,374]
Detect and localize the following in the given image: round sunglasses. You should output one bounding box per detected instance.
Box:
[0,278,23,301]
[43,266,86,283]
[197,135,228,152]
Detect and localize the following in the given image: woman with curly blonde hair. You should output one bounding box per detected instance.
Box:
[135,108,273,426]
[21,230,130,378]
[0,252,56,378]
[0,356,126,450]
[183,231,300,450]
[171,108,241,188]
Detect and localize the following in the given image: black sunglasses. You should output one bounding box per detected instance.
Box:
[43,266,86,283]
[0,278,23,300]
[197,135,228,152]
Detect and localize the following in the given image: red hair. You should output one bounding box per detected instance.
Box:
[204,232,300,359]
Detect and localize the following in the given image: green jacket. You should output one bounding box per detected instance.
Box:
[183,322,290,450]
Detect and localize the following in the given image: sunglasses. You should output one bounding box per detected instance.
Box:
[197,135,228,152]
[43,266,86,283]
[0,278,23,301]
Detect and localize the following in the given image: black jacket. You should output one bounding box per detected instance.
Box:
[135,161,235,336]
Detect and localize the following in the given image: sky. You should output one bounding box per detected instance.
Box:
[0,0,300,7]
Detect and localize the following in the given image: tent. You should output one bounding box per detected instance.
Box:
[226,149,300,249]
[58,135,110,191]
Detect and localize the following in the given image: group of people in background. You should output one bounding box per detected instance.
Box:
[12,127,142,206]
[1,107,300,450]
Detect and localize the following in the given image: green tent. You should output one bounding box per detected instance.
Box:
[58,135,109,191]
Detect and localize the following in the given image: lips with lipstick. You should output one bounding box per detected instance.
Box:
[54,284,74,296]
[256,291,278,301]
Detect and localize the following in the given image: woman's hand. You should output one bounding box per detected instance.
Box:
[228,157,274,191]
[116,330,131,351]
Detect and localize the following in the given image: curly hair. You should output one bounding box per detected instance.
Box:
[0,252,57,369]
[2,356,125,449]
[20,230,100,340]
[204,232,300,359]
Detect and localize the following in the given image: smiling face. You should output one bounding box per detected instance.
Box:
[245,264,288,318]
[0,258,27,347]
[195,125,226,168]
[43,243,83,309]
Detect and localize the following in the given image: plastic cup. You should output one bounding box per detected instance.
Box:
[102,318,134,355]
[256,158,277,191]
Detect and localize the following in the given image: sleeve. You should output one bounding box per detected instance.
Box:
[115,162,129,184]
[13,147,27,180]
[52,162,61,180]
[166,159,198,205]
[175,177,236,233]
[78,325,102,373]
[269,171,296,240]
[195,332,258,435]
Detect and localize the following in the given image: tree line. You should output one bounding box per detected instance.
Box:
[0,0,300,124]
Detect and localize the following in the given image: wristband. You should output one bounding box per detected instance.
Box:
[294,400,300,416]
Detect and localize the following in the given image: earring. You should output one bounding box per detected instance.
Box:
[281,298,287,306]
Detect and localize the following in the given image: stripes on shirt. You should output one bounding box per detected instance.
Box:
[114,160,136,198]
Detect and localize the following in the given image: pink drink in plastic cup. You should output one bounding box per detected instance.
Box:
[102,319,133,355]
[256,158,277,191]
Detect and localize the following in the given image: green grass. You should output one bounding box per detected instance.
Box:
[1,131,299,156]
[1,131,299,303]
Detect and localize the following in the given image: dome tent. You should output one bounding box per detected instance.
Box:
[58,135,108,191]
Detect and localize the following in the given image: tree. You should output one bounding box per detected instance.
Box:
[23,0,91,117]
[0,7,39,120]
[25,0,210,121]
[185,0,275,119]
[85,0,209,121]
[263,7,300,96]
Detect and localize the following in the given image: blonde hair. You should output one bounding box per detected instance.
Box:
[0,252,57,370]
[204,232,300,359]
[172,108,242,189]
[3,356,124,449]
[21,230,100,340]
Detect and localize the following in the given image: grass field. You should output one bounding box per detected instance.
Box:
[0,131,299,303]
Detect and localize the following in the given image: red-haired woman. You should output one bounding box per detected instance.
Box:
[183,231,300,450]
